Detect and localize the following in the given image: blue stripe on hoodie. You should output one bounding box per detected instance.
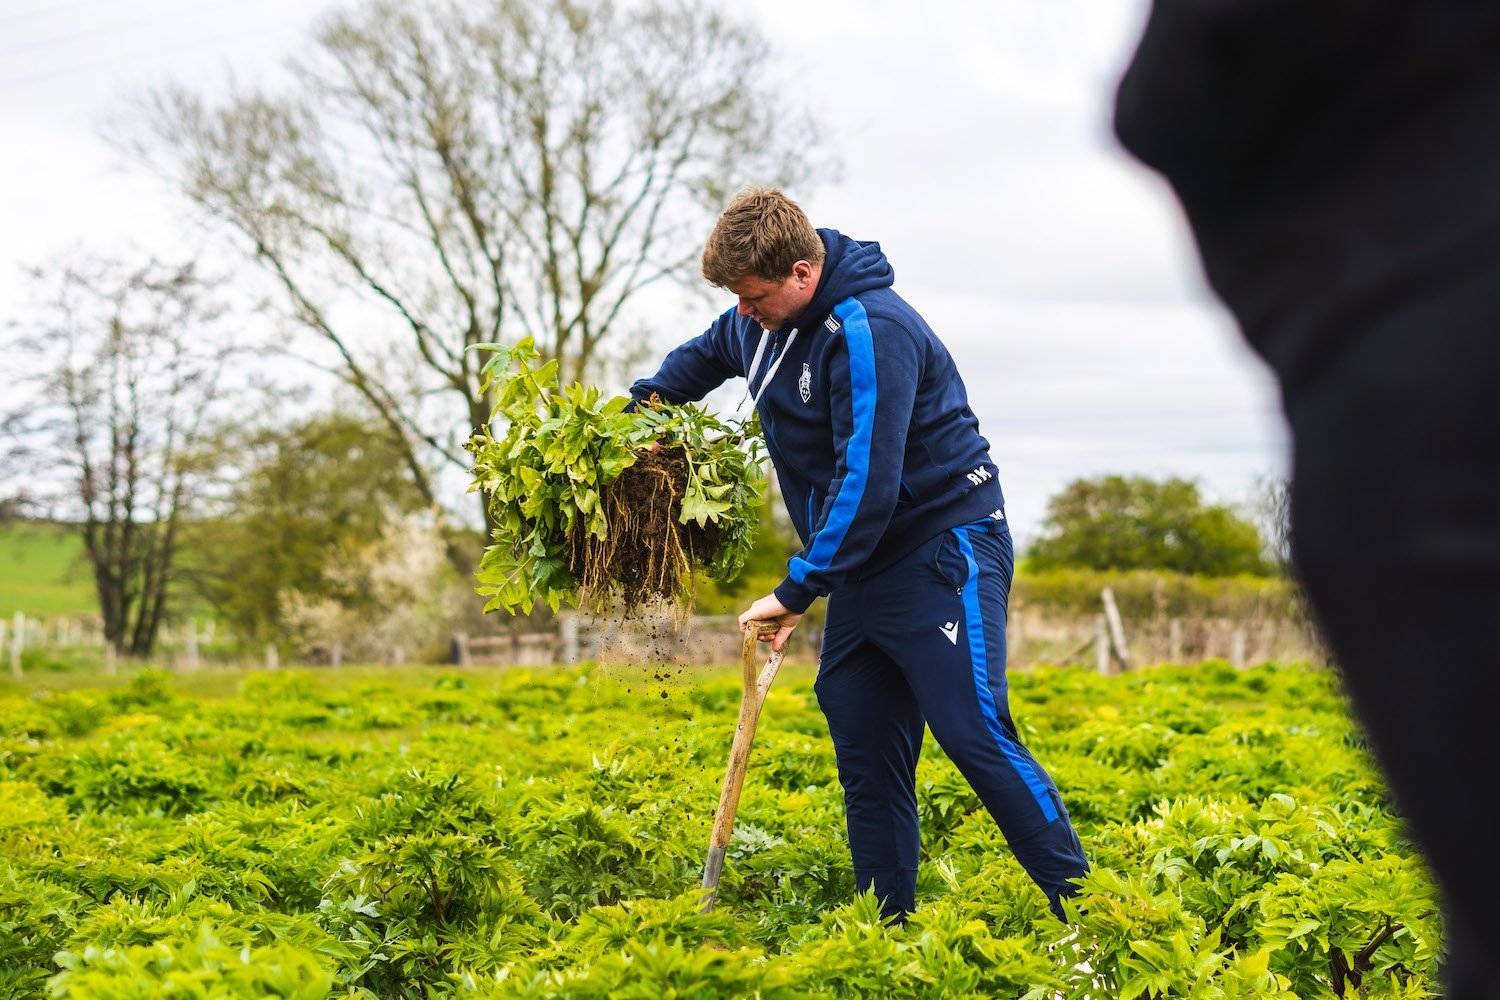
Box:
[789,299,876,587]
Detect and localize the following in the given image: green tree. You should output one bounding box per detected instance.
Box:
[179,411,434,644]
[1027,475,1273,577]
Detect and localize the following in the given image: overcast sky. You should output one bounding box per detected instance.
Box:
[0,0,1289,543]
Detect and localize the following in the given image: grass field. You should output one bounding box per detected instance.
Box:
[0,521,95,619]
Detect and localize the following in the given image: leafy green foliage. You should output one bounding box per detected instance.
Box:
[48,922,333,999]
[510,800,692,920]
[467,339,765,614]
[1029,475,1274,576]
[0,660,1440,997]
[1255,856,1438,995]
[322,832,547,993]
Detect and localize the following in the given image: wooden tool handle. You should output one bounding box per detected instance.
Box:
[699,618,789,912]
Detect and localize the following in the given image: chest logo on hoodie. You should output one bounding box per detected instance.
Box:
[798,363,812,403]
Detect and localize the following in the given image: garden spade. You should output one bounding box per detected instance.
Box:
[699,618,787,913]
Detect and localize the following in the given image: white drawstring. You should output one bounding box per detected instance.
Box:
[738,328,771,411]
[742,327,799,411]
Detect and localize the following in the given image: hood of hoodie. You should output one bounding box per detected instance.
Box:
[782,229,895,333]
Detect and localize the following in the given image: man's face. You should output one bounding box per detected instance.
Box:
[728,261,818,331]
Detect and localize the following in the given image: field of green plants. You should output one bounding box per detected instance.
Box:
[0,660,1436,998]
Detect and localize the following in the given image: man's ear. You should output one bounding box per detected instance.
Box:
[792,260,813,286]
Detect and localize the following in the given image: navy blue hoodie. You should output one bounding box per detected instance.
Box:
[630,229,1004,614]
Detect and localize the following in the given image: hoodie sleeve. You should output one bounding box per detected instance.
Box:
[774,299,918,614]
[628,308,743,405]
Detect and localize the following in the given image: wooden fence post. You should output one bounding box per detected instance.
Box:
[104,642,117,677]
[559,615,579,665]
[1168,618,1183,663]
[1009,607,1023,661]
[453,633,471,667]
[1094,615,1110,675]
[10,612,24,679]
[1230,628,1247,669]
[1101,587,1131,672]
[184,621,200,672]
[265,645,278,671]
[330,639,343,669]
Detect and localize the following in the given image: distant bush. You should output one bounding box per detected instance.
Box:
[1029,476,1274,576]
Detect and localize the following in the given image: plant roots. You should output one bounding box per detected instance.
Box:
[566,446,721,614]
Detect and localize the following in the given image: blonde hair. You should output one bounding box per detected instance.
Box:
[701,186,825,287]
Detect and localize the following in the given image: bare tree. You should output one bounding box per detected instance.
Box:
[128,0,828,538]
[5,257,242,657]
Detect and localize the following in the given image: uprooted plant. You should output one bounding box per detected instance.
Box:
[466,339,765,615]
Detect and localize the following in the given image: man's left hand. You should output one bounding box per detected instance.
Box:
[739,594,801,653]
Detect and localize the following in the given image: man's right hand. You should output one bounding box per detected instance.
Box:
[739,594,801,653]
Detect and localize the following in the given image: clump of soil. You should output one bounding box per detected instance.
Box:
[566,446,721,614]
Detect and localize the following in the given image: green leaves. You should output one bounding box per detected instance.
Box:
[466,339,765,614]
[0,659,1444,998]
[48,921,335,999]
[677,478,732,528]
[1253,855,1439,995]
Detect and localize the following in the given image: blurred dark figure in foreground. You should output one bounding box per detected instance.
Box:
[1114,2,1500,995]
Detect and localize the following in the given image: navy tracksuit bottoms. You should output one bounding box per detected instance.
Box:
[815,516,1089,919]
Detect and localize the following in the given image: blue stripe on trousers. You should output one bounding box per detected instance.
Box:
[954,525,1059,823]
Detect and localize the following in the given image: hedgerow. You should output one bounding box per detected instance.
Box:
[1014,567,1299,620]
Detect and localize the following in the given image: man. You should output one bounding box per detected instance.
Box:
[1114,2,1500,995]
[630,186,1088,920]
